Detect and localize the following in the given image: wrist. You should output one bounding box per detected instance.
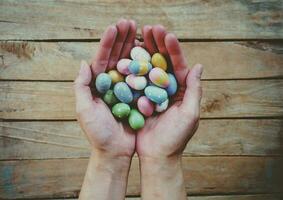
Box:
[90,150,132,180]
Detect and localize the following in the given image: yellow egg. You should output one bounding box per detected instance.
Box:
[108,70,124,83]
[151,53,167,71]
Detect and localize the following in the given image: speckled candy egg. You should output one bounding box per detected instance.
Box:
[156,99,169,112]
[107,70,124,83]
[144,85,168,104]
[112,103,131,119]
[151,53,167,71]
[130,46,151,62]
[137,96,154,117]
[114,82,133,103]
[103,90,119,105]
[166,73,178,96]
[117,58,131,75]
[128,109,145,130]
[128,60,152,75]
[95,73,112,93]
[126,74,147,90]
[149,68,170,88]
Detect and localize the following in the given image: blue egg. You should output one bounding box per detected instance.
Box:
[132,90,143,102]
[144,86,168,104]
[95,73,112,93]
[114,82,133,103]
[166,73,178,96]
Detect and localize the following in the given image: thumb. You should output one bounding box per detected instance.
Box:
[74,60,95,113]
[181,64,203,116]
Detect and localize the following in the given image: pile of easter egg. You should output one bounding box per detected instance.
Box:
[95,46,177,130]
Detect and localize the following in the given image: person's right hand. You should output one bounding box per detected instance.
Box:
[74,19,137,160]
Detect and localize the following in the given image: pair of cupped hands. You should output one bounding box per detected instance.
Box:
[74,19,203,162]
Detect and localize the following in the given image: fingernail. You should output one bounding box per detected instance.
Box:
[80,60,87,72]
[196,64,203,78]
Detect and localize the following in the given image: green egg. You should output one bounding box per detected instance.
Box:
[112,103,131,119]
[103,90,119,105]
[128,109,145,130]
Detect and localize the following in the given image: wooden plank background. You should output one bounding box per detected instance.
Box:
[0,0,283,199]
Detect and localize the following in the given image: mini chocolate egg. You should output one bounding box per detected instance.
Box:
[149,68,170,88]
[103,90,119,106]
[151,53,167,71]
[117,58,131,75]
[114,82,133,103]
[112,103,131,119]
[166,73,178,96]
[128,60,152,75]
[137,96,154,117]
[108,70,124,83]
[130,46,151,62]
[128,109,145,130]
[95,73,112,93]
[126,74,147,90]
[144,86,168,104]
[155,99,169,112]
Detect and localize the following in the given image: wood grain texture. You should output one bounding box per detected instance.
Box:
[0,119,282,160]
[0,157,282,199]
[0,0,283,40]
[53,194,283,200]
[0,41,283,80]
[0,80,282,120]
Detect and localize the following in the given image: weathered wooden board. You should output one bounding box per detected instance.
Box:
[0,157,282,199]
[0,119,282,160]
[1,41,283,80]
[0,80,282,119]
[0,0,282,40]
[54,194,283,200]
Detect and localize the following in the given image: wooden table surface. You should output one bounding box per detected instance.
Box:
[0,0,283,199]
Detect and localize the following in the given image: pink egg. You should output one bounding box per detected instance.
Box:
[117,59,131,75]
[149,68,170,88]
[137,96,154,117]
[126,74,147,90]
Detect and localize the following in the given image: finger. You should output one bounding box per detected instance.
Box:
[120,20,137,58]
[165,33,188,85]
[91,25,117,76]
[108,19,130,69]
[142,25,158,55]
[74,60,96,112]
[181,64,203,115]
[152,25,168,55]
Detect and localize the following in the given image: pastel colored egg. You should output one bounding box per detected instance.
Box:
[156,99,169,112]
[137,96,154,117]
[128,109,145,130]
[103,90,119,106]
[149,68,170,88]
[126,74,147,90]
[112,103,131,119]
[95,73,112,93]
[117,59,131,75]
[151,53,167,71]
[144,86,168,104]
[113,82,133,103]
[128,60,152,75]
[166,73,178,96]
[108,70,124,83]
[132,90,143,102]
[130,46,151,62]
